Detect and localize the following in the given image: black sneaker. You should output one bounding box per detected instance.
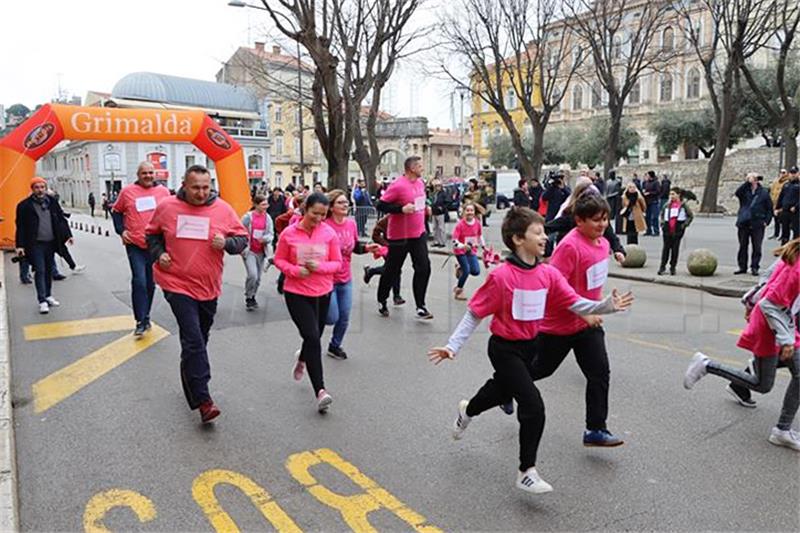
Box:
[393,295,406,306]
[670,267,676,275]
[416,307,434,320]
[20,277,32,284]
[327,346,348,360]
[363,265,372,284]
[245,297,258,311]
[726,384,756,408]
[378,302,390,317]
[52,273,67,281]
[657,268,666,275]
[133,323,147,338]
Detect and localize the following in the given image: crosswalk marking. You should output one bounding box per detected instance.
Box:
[24,315,136,341]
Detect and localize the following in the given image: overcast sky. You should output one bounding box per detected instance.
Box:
[1,0,457,128]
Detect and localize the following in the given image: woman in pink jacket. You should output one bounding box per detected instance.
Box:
[274,192,343,413]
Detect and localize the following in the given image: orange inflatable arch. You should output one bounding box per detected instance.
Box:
[0,103,250,249]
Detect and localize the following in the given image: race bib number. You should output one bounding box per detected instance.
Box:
[252,229,265,240]
[512,288,547,321]
[669,207,680,218]
[586,259,609,290]
[296,243,327,265]
[465,236,478,247]
[176,215,210,240]
[414,196,426,211]
[135,196,157,212]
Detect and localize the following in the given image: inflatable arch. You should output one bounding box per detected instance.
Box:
[0,103,250,249]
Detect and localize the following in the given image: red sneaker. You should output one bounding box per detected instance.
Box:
[199,401,221,424]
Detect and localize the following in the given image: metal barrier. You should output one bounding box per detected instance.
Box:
[352,205,378,237]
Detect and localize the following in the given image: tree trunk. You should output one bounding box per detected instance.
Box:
[784,125,799,169]
[701,107,734,212]
[604,106,622,178]
[531,121,545,181]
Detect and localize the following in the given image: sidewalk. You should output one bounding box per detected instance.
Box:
[0,257,19,532]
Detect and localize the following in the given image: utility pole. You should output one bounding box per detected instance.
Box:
[459,90,465,177]
[297,40,305,186]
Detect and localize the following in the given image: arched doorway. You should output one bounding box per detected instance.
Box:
[378,148,406,178]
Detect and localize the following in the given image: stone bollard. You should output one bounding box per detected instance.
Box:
[687,249,718,277]
[79,223,83,231]
[91,226,95,234]
[621,244,647,268]
[105,230,109,237]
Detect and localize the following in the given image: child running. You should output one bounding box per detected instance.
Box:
[531,193,626,447]
[452,203,485,300]
[428,207,633,494]
[241,194,274,310]
[274,192,342,413]
[684,238,800,451]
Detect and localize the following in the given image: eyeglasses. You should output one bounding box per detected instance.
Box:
[140,171,155,175]
[334,200,350,206]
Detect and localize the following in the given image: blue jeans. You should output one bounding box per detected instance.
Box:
[456,253,481,289]
[645,202,660,235]
[325,280,353,349]
[126,245,156,326]
[28,241,56,303]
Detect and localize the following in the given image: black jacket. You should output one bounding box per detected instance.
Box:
[777,180,800,211]
[736,182,773,227]
[659,178,671,200]
[643,178,660,205]
[267,194,287,220]
[512,187,531,208]
[15,194,72,253]
[529,184,543,210]
[542,185,570,221]
[431,189,449,215]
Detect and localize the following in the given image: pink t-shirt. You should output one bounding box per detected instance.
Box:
[325,217,359,284]
[113,183,172,249]
[146,196,247,301]
[452,218,482,255]
[275,222,343,297]
[249,211,268,254]
[738,260,800,357]
[469,262,580,341]
[381,175,427,240]
[541,228,610,336]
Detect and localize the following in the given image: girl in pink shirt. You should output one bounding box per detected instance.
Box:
[322,190,379,360]
[685,239,800,451]
[452,203,485,300]
[275,192,342,413]
[428,207,633,494]
[241,195,273,311]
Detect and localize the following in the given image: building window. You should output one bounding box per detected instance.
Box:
[275,171,283,187]
[104,152,121,172]
[553,86,562,112]
[662,27,674,51]
[435,165,444,177]
[660,73,673,102]
[572,84,583,110]
[613,36,623,60]
[592,82,602,109]
[294,135,300,156]
[454,165,461,177]
[481,126,489,148]
[629,80,641,104]
[274,104,282,123]
[686,68,701,99]
[506,88,516,109]
[275,135,284,154]
[295,107,301,125]
[248,154,263,169]
[312,140,320,157]
[185,155,196,169]
[481,99,490,113]
[454,149,460,157]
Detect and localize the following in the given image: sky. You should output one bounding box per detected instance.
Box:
[0,0,458,128]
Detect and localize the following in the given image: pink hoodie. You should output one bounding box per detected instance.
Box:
[275,221,342,297]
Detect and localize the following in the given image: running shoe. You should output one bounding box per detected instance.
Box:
[133,322,147,338]
[393,295,406,306]
[45,296,60,307]
[452,399,471,440]
[583,429,624,447]
[516,467,553,494]
[317,389,333,413]
[363,265,372,284]
[416,307,434,320]
[327,346,348,360]
[293,350,305,381]
[499,400,514,415]
[378,302,390,317]
[199,400,221,424]
[768,427,800,451]
[72,265,87,274]
[684,352,709,389]
[726,384,756,408]
[38,302,49,314]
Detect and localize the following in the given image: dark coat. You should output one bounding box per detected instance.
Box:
[431,189,449,215]
[777,180,800,211]
[736,182,773,227]
[542,184,570,221]
[15,195,72,254]
[512,187,531,208]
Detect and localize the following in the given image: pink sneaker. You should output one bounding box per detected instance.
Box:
[293,350,305,381]
[317,389,333,413]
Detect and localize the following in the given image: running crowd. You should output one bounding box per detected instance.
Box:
[12,157,799,496]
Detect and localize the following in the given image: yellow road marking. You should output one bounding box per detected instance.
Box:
[32,325,169,413]
[24,315,136,341]
[727,329,743,336]
[192,469,302,533]
[83,489,156,533]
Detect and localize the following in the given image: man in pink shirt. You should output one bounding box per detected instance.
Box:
[145,165,248,424]
[112,162,172,337]
[375,156,433,319]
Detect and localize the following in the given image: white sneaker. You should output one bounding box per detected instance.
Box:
[768,427,800,451]
[317,389,333,413]
[684,352,709,389]
[452,399,471,440]
[45,296,60,307]
[72,265,86,274]
[38,302,49,314]
[516,467,553,494]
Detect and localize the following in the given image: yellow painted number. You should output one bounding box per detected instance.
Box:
[83,489,156,533]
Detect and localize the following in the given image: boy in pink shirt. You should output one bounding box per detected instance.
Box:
[111,161,172,337]
[375,156,433,319]
[145,165,248,424]
[533,193,625,447]
[429,207,633,494]
[685,239,800,451]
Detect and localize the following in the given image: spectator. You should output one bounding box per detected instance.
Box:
[352,178,372,237]
[776,166,800,245]
[88,192,96,217]
[592,171,606,195]
[642,170,661,236]
[735,173,773,276]
[769,169,789,240]
[529,177,543,211]
[605,170,622,234]
[541,174,570,222]
[620,182,646,245]
[513,179,531,208]
[430,179,449,248]
[659,174,671,216]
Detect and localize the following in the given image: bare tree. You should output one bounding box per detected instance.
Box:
[563,0,674,178]
[439,0,580,180]
[739,0,800,168]
[676,0,777,212]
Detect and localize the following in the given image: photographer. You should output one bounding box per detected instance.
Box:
[734,173,772,276]
[541,173,570,222]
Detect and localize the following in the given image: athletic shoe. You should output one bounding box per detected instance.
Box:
[416,307,434,320]
[245,297,257,311]
[52,274,67,281]
[20,277,32,285]
[583,429,624,447]
[453,287,467,301]
[768,427,800,451]
[38,301,49,314]
[499,400,514,415]
[726,384,756,408]
[293,350,305,381]
[452,399,471,440]
[684,352,709,389]
[327,346,348,360]
[393,295,406,306]
[72,265,86,274]
[199,400,221,424]
[363,265,372,284]
[133,323,147,338]
[378,302,390,317]
[515,467,553,494]
[45,296,60,307]
[317,389,333,413]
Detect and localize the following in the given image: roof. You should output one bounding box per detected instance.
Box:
[244,46,315,73]
[111,72,259,112]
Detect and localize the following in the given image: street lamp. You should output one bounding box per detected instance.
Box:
[227,0,306,186]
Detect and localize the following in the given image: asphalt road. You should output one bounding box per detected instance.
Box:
[6,215,800,532]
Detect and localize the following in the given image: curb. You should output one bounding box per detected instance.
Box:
[0,255,19,532]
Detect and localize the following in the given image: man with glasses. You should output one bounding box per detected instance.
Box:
[112,162,172,336]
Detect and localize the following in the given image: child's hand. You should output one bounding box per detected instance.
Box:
[611,288,634,311]
[614,252,625,265]
[428,347,455,365]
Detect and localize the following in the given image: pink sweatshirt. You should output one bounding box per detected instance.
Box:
[275,221,342,297]
[324,217,359,284]
[381,175,427,240]
[452,218,483,255]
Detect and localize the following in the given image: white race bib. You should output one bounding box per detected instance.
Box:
[465,236,478,246]
[414,196,426,211]
[586,259,609,290]
[669,207,679,218]
[296,243,327,265]
[135,196,157,212]
[252,229,265,240]
[512,288,547,321]
[176,215,210,240]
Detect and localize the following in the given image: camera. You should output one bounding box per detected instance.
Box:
[11,255,23,263]
[545,171,563,187]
